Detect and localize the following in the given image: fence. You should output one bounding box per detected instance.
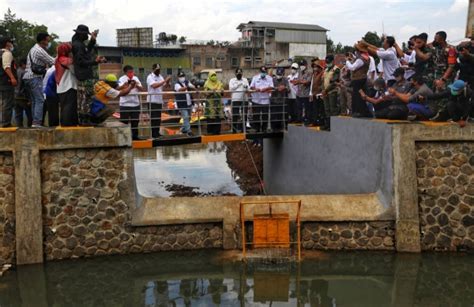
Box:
[104,89,289,140]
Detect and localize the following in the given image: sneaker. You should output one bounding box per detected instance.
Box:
[407,115,417,121]
[186,131,194,136]
[31,124,45,128]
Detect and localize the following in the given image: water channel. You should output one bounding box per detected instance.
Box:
[134,141,264,197]
[0,250,472,306]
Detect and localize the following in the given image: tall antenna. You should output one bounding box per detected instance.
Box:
[382,21,385,35]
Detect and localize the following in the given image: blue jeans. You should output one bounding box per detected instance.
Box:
[181,108,191,132]
[25,77,45,125]
[408,103,435,119]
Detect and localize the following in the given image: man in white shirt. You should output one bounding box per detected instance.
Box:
[146,63,170,138]
[364,36,400,87]
[287,62,299,123]
[174,71,196,136]
[118,65,145,140]
[250,66,274,132]
[228,68,249,132]
[23,32,55,127]
[367,55,377,85]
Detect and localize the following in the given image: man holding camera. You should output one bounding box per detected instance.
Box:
[118,65,145,140]
[72,24,106,126]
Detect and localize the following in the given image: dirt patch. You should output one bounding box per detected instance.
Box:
[225,141,264,195]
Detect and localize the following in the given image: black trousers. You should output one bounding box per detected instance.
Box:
[207,118,222,135]
[314,96,325,125]
[45,95,60,127]
[120,105,140,140]
[58,89,78,126]
[271,103,285,131]
[351,78,371,117]
[231,100,246,132]
[14,98,32,127]
[252,103,269,132]
[295,96,306,123]
[375,105,409,120]
[150,103,162,138]
[287,98,296,122]
[448,100,472,121]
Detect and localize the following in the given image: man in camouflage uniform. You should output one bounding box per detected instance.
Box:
[430,31,457,121]
[321,55,340,130]
[413,33,435,89]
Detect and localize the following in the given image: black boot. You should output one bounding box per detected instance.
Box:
[321,117,331,131]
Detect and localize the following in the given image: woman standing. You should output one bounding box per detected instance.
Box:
[203,71,223,135]
[55,42,78,126]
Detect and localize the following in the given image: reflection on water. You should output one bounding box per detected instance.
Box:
[134,143,244,197]
[0,251,472,306]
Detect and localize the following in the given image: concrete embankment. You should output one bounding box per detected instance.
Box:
[0,118,472,265]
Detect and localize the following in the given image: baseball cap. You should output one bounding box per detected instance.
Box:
[152,63,161,70]
[276,67,285,75]
[178,71,185,77]
[291,63,299,69]
[448,80,465,95]
[259,66,267,73]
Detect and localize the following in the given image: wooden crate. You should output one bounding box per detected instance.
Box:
[253,213,290,248]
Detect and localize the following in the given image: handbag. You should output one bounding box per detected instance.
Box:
[28,53,47,75]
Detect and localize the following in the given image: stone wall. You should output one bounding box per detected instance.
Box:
[416,142,474,251]
[41,148,222,260]
[0,152,15,265]
[301,221,395,251]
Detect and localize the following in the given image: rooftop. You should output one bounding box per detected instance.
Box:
[237,21,328,32]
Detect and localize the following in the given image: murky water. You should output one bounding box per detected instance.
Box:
[133,141,263,197]
[0,251,472,306]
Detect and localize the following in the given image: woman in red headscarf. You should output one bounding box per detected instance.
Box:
[55,42,78,126]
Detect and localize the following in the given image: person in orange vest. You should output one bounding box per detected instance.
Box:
[90,74,136,125]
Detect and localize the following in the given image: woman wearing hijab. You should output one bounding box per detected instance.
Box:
[55,42,78,126]
[203,71,224,135]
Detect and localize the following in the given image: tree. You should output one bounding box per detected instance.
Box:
[178,36,186,44]
[0,8,59,60]
[363,31,382,47]
[326,36,353,55]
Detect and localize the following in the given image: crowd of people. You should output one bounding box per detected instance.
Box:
[0,25,473,139]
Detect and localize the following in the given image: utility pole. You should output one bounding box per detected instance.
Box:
[467,0,474,38]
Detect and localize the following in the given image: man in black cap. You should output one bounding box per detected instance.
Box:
[229,67,249,132]
[72,24,106,125]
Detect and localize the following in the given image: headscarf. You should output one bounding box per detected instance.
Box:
[55,42,73,85]
[203,71,223,91]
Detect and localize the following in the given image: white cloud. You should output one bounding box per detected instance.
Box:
[0,0,469,47]
[449,0,468,13]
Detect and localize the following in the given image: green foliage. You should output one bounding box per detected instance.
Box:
[326,35,353,55]
[362,31,382,47]
[0,8,59,61]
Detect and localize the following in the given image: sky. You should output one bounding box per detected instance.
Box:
[0,0,470,47]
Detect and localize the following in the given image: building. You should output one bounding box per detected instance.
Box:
[97,46,191,84]
[116,28,154,48]
[235,21,328,67]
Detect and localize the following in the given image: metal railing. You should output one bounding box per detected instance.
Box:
[104,89,289,140]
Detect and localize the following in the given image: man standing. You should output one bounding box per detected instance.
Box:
[23,33,55,128]
[363,36,400,87]
[293,59,312,125]
[413,33,435,88]
[287,62,299,123]
[174,71,196,136]
[72,25,106,126]
[346,43,371,117]
[0,37,17,127]
[229,68,249,132]
[250,66,273,132]
[118,65,145,140]
[322,55,341,130]
[14,58,32,127]
[147,63,171,138]
[309,59,324,126]
[271,67,289,130]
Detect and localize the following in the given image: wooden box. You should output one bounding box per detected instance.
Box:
[253,213,290,248]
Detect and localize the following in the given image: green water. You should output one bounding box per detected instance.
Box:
[0,251,472,306]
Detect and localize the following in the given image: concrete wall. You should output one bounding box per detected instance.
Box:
[264,117,393,208]
[289,43,326,59]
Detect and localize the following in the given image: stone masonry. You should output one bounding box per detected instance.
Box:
[302,221,395,251]
[0,152,15,265]
[41,148,222,260]
[416,142,474,251]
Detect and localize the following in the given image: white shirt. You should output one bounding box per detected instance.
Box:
[250,75,274,105]
[57,65,77,94]
[346,59,364,71]
[402,52,416,80]
[24,44,55,79]
[287,73,299,99]
[229,77,249,102]
[118,75,142,107]
[146,73,164,104]
[376,47,400,81]
[367,56,376,81]
[174,81,195,106]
